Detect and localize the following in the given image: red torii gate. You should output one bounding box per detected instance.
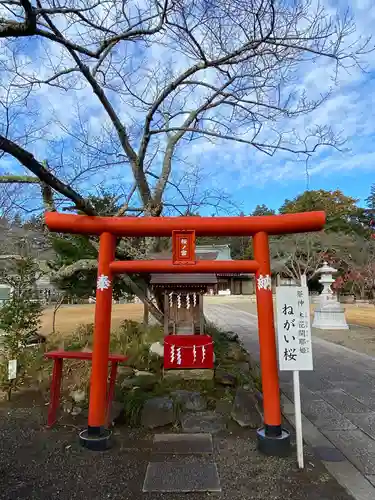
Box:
[45,210,325,455]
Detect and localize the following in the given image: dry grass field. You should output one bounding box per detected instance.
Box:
[39,299,375,340]
[40,303,144,337]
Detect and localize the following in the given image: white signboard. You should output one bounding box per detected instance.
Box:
[275,286,313,371]
[8,359,17,380]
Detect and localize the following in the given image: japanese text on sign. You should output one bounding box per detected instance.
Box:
[275,286,313,371]
[172,230,196,264]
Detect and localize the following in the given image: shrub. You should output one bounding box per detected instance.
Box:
[0,257,43,399]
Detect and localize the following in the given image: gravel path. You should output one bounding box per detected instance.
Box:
[0,404,352,500]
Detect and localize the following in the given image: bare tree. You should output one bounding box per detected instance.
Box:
[0,0,371,318]
[330,235,375,299]
[270,232,349,283]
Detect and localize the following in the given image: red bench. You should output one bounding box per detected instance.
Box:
[45,350,128,428]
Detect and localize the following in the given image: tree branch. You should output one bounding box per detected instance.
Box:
[37,5,154,211]
[0,136,96,215]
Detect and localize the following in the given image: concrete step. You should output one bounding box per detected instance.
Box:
[142,460,221,493]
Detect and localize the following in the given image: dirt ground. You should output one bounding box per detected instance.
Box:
[40,303,144,337]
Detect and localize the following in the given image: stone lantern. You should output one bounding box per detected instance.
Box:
[312,262,349,330]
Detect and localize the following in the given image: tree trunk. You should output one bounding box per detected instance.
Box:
[120,274,163,324]
[143,284,149,326]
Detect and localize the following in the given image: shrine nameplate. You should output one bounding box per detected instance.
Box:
[172,230,196,265]
[164,335,214,369]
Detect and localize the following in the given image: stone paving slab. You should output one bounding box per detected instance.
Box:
[317,390,370,414]
[142,461,221,492]
[337,385,375,410]
[280,381,322,402]
[323,461,375,500]
[299,374,336,392]
[344,413,375,440]
[281,393,375,500]
[313,446,347,462]
[323,429,375,475]
[366,475,375,487]
[152,433,213,455]
[301,399,357,431]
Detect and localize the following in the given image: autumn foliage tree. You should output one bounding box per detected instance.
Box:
[279,190,371,236]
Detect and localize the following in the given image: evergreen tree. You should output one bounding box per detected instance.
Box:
[252,204,275,216]
[280,189,370,236]
[48,192,142,299]
[365,184,375,210]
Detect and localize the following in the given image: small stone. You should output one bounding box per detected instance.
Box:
[181,411,226,434]
[231,387,262,428]
[81,346,92,353]
[117,366,134,377]
[164,369,214,381]
[134,370,154,377]
[141,397,174,429]
[71,406,82,416]
[215,370,237,387]
[70,390,86,403]
[215,399,233,415]
[109,401,125,426]
[225,331,239,342]
[237,362,250,373]
[62,401,73,413]
[227,344,247,362]
[150,342,164,357]
[121,375,157,391]
[170,390,207,412]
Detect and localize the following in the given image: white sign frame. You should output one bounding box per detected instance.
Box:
[275,285,313,372]
[8,359,17,380]
[275,283,313,469]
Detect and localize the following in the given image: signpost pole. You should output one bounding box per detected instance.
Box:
[293,273,307,469]
[293,370,304,469]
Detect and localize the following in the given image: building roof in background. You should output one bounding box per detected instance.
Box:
[148,250,219,261]
[150,273,218,286]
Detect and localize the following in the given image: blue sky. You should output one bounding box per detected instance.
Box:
[0,0,374,218]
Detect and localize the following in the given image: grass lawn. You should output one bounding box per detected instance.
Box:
[40,303,144,337]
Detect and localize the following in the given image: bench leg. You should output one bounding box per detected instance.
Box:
[47,358,63,428]
[106,362,118,427]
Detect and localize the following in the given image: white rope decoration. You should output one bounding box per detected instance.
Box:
[165,339,212,365]
[177,293,181,309]
[186,293,190,309]
[169,291,174,308]
[170,344,175,364]
[193,293,197,307]
[177,347,182,365]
